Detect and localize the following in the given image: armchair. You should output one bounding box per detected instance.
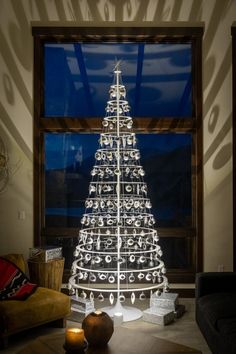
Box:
[196,272,236,354]
[0,254,70,348]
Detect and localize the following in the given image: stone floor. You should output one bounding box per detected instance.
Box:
[1,298,211,354]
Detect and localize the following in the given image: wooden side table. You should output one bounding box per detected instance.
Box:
[28,258,64,291]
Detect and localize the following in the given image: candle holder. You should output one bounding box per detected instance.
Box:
[82,310,114,347]
[113,312,123,326]
[63,341,88,354]
[64,328,87,353]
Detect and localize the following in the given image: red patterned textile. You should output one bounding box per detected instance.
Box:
[0,257,37,300]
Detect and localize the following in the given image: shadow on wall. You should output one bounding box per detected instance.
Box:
[0,121,25,195]
[213,142,232,170]
[204,107,232,170]
[0,0,234,171]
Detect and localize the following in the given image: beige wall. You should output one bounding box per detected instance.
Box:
[0,0,234,271]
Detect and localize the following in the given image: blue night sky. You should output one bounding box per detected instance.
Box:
[45,133,191,170]
[44,42,192,118]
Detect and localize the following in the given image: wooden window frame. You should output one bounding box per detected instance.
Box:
[232,26,236,271]
[32,26,203,283]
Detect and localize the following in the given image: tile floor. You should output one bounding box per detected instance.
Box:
[1,298,211,354]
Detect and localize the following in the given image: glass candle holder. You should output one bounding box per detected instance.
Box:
[64,328,86,353]
[113,312,123,326]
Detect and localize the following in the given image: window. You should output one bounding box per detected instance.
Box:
[33,27,203,283]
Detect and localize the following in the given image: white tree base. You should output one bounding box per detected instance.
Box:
[101,300,143,322]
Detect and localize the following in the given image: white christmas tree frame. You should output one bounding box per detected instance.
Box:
[69,63,169,321]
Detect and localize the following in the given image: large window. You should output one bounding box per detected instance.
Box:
[33,27,203,284]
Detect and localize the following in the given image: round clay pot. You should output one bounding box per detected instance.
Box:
[82,311,114,347]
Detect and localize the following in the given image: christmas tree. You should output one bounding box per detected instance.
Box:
[69,63,169,321]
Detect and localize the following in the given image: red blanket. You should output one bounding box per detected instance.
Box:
[0,257,37,300]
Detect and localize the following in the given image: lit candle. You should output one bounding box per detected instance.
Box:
[94,310,102,315]
[113,312,123,326]
[65,328,84,349]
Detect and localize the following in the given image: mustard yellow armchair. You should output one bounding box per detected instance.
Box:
[0,254,70,348]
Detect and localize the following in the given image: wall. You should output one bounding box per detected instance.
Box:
[0,0,234,272]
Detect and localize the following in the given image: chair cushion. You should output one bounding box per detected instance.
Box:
[217,318,236,335]
[0,287,71,333]
[0,257,37,300]
[197,292,236,329]
[2,254,25,273]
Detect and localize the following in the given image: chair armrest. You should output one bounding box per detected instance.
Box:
[195,272,236,299]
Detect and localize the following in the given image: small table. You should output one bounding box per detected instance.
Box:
[17,327,202,354]
[28,258,64,291]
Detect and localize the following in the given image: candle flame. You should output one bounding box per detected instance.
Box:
[67,328,83,333]
[94,310,103,315]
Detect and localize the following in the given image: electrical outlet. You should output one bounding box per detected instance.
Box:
[18,210,26,220]
[217,264,224,272]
